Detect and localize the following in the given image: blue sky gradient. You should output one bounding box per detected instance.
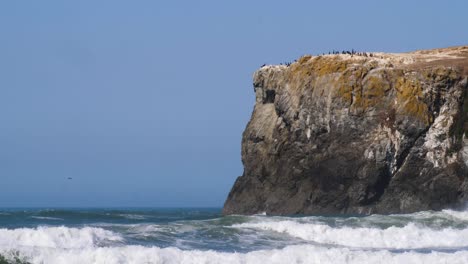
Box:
[0,1,467,207]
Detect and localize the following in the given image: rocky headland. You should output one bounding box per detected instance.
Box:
[223,46,468,215]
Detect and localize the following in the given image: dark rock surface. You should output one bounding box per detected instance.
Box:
[223,46,468,215]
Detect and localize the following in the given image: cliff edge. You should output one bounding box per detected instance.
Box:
[223,46,468,215]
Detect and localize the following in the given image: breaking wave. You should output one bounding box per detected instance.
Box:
[1,208,468,263]
[0,226,122,249]
[234,221,468,249]
[2,244,468,264]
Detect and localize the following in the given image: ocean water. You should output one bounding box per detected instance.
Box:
[1,208,468,263]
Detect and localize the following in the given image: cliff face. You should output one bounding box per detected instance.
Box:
[223,46,468,215]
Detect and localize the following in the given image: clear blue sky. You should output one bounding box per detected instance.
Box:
[0,1,466,207]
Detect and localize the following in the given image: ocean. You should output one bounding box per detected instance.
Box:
[0,208,468,263]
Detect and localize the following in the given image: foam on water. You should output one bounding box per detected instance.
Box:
[1,208,468,263]
[116,214,148,220]
[234,220,468,249]
[0,226,122,249]
[30,216,64,221]
[441,209,468,220]
[2,244,468,264]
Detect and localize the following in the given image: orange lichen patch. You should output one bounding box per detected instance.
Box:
[288,59,313,83]
[335,66,368,106]
[367,75,391,93]
[286,56,377,97]
[286,55,316,93]
[288,56,351,82]
[336,80,354,104]
[312,56,350,76]
[424,67,460,82]
[296,55,312,64]
[395,77,430,124]
[335,66,393,110]
[356,75,390,108]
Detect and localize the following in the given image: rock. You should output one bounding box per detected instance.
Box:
[223,46,468,215]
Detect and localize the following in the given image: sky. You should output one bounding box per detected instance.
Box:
[0,0,467,207]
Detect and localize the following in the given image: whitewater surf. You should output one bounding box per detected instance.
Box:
[0,208,468,263]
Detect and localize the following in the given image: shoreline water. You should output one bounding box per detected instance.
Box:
[1,208,468,263]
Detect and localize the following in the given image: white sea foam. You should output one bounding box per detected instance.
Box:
[0,226,122,249]
[254,212,267,216]
[30,216,64,221]
[128,224,165,233]
[117,214,148,220]
[234,220,468,249]
[441,209,468,221]
[392,209,468,222]
[2,213,468,263]
[2,244,468,264]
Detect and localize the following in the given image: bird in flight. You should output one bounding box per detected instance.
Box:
[67,177,73,180]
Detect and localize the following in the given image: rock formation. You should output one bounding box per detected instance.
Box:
[223,46,468,215]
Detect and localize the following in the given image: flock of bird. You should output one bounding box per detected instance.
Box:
[261,49,375,68]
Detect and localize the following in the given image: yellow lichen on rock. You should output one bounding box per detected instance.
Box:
[311,56,350,76]
[395,77,430,124]
[289,55,350,82]
[355,75,390,109]
[335,66,367,106]
[335,66,390,110]
[424,67,460,82]
[281,51,462,126]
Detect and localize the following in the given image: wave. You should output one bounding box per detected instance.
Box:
[2,209,468,263]
[116,214,148,220]
[0,226,122,249]
[441,209,468,221]
[30,216,64,221]
[247,209,468,230]
[234,220,468,249]
[1,244,468,264]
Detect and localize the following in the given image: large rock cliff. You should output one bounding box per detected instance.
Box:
[223,46,468,215]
